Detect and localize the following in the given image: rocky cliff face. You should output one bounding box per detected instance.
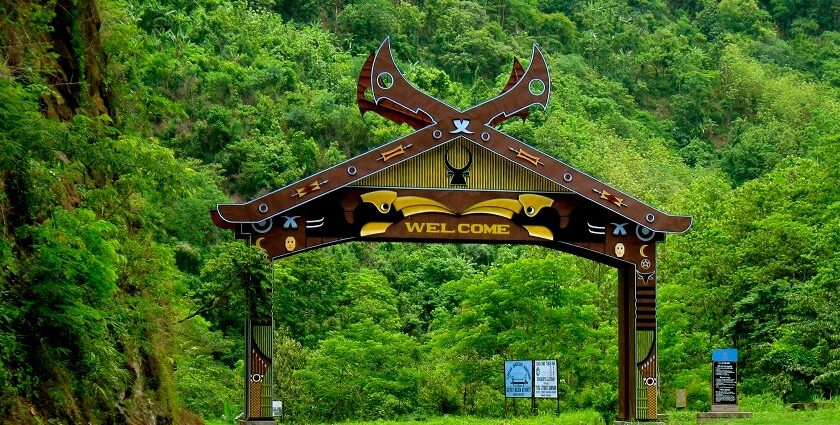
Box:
[42,0,114,120]
[1,2,195,424]
[2,0,112,120]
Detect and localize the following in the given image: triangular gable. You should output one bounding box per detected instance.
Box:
[351,137,572,193]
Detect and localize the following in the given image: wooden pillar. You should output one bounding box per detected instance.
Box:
[617,265,636,421]
[633,245,659,421]
[244,319,274,420]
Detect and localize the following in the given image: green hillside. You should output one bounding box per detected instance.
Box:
[1,0,839,423]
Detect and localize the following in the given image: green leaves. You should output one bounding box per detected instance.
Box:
[295,321,421,421]
[429,254,613,413]
[3,0,840,422]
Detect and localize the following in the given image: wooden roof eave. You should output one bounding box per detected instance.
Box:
[213,131,692,234]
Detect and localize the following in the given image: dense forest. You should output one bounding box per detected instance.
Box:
[2,0,839,423]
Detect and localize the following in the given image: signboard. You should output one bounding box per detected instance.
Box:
[271,400,283,417]
[712,349,738,405]
[534,360,558,398]
[712,348,738,362]
[675,389,687,409]
[504,360,533,398]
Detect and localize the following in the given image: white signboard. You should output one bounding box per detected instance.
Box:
[504,360,533,398]
[534,360,558,398]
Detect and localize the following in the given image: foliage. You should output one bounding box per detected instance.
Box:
[429,254,615,415]
[3,0,840,423]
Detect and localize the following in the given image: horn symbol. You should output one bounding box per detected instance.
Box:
[444,148,472,186]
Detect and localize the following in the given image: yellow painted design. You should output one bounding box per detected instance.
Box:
[361,222,393,236]
[379,144,411,162]
[361,190,398,213]
[464,198,523,214]
[511,147,544,166]
[352,138,571,192]
[294,180,328,197]
[462,206,516,219]
[636,329,656,419]
[523,225,553,240]
[393,196,451,212]
[405,221,511,235]
[250,381,262,417]
[636,330,655,362]
[518,194,554,217]
[647,386,657,419]
[401,205,456,217]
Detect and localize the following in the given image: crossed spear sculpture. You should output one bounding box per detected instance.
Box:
[358,38,550,138]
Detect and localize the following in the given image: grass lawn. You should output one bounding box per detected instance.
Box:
[204,411,604,425]
[204,397,839,424]
[664,408,840,425]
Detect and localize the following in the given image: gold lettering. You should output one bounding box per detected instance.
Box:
[406,221,512,235]
[405,222,425,232]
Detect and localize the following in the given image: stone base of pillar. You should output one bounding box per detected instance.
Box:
[240,420,277,425]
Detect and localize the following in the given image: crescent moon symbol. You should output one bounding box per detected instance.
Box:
[255,237,265,249]
[640,244,649,258]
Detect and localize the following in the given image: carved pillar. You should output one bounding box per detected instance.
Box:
[617,265,636,420]
[617,239,659,421]
[244,319,274,421]
[243,263,274,423]
[634,244,658,421]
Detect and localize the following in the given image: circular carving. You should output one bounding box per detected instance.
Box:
[481,132,490,142]
[347,166,357,175]
[252,218,272,234]
[641,258,651,270]
[563,173,573,182]
[636,224,655,242]
[251,373,263,383]
[380,203,391,213]
[644,377,657,386]
[646,213,655,223]
[525,206,536,217]
[433,129,442,139]
[377,72,394,89]
[528,79,545,96]
[258,203,268,213]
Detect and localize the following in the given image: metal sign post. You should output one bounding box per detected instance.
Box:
[504,360,533,417]
[534,359,559,415]
[712,349,738,412]
[697,349,752,422]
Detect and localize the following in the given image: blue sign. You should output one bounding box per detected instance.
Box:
[504,360,533,398]
[712,348,738,362]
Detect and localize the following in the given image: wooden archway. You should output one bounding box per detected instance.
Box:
[211,38,691,423]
